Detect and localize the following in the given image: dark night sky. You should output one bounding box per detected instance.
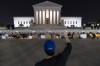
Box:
[0,0,100,24]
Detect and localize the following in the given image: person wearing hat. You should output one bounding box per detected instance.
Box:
[35,32,72,66]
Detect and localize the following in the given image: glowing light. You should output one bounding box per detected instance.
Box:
[39,10,42,24]
[46,9,49,18]
[57,11,59,24]
[43,10,45,24]
[50,10,52,24]
[53,10,56,24]
[36,11,38,24]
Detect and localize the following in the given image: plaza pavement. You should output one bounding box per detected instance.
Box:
[0,29,100,33]
[0,39,100,66]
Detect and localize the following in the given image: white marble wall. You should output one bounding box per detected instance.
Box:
[13,17,82,28]
[13,17,34,27]
[61,17,82,27]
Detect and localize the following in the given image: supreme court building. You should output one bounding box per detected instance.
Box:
[13,1,82,27]
[33,1,62,24]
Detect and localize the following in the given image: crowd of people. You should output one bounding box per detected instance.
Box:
[0,31,100,39]
[83,23,100,29]
[67,32,100,39]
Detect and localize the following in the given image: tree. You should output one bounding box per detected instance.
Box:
[97,19,100,23]
[0,22,5,27]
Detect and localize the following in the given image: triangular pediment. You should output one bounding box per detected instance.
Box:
[33,1,62,7]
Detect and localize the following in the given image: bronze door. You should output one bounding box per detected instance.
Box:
[46,18,50,24]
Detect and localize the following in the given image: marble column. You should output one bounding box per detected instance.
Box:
[34,10,36,24]
[39,10,42,24]
[36,10,39,24]
[53,10,56,24]
[38,10,39,24]
[43,9,45,24]
[59,11,61,23]
[50,9,52,24]
[52,10,54,24]
[57,10,60,24]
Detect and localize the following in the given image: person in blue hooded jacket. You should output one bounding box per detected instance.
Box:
[35,32,72,66]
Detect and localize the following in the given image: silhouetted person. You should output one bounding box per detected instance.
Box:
[94,24,96,29]
[6,24,10,29]
[35,32,72,66]
[67,32,72,39]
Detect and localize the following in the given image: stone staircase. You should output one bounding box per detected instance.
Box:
[30,24,66,29]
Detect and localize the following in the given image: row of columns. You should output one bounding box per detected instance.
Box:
[34,9,60,24]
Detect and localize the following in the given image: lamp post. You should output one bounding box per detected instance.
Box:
[91,24,94,29]
[83,24,86,29]
[97,23,99,29]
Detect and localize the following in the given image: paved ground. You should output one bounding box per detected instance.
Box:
[0,29,100,33]
[0,39,100,66]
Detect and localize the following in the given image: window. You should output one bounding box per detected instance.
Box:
[68,21,69,24]
[70,21,72,24]
[76,21,77,24]
[65,21,66,24]
[24,21,25,24]
[18,21,19,24]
